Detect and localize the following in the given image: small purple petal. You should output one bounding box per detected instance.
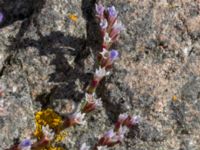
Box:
[0,12,4,23]
[104,129,115,138]
[19,139,32,148]
[95,4,105,16]
[109,50,119,60]
[107,6,118,17]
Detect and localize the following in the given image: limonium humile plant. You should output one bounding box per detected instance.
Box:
[8,3,140,150]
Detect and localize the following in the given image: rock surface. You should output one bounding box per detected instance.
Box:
[0,0,200,150]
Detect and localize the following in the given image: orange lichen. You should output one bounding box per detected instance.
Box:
[68,13,78,22]
[172,95,177,102]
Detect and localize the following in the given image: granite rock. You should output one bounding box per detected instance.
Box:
[0,0,200,150]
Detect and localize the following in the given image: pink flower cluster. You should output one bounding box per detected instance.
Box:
[80,114,140,150]
[96,4,124,49]
[63,112,86,128]
[79,4,141,150]
[115,113,140,130]
[95,114,140,149]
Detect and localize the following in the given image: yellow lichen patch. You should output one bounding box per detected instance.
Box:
[34,123,43,139]
[48,147,64,150]
[40,147,64,150]
[68,13,78,22]
[54,130,67,143]
[34,108,63,139]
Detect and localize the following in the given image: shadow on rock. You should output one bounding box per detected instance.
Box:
[6,0,102,112]
[0,0,45,28]
[81,0,102,57]
[14,30,92,108]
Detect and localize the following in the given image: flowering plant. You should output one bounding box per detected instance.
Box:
[8,3,139,150]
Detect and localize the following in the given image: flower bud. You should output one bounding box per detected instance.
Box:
[124,115,140,128]
[63,112,86,127]
[107,6,118,26]
[110,21,124,42]
[96,4,105,19]
[109,49,119,61]
[82,93,102,113]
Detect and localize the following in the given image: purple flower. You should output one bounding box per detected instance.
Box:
[107,6,118,17]
[104,129,115,139]
[18,139,32,150]
[95,3,105,18]
[0,12,3,23]
[109,49,119,60]
[107,6,118,26]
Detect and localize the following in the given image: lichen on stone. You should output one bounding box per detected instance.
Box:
[34,108,63,138]
[33,108,66,150]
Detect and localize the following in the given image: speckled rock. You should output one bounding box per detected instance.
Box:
[0,60,34,149]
